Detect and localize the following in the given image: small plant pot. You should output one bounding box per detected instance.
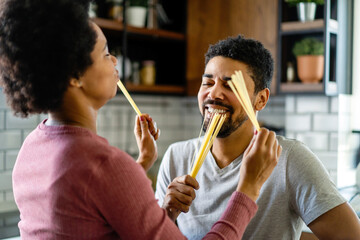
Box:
[126,6,147,28]
[297,2,317,22]
[296,55,324,83]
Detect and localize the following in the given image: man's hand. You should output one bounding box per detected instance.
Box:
[162,175,199,222]
[237,128,282,201]
[134,114,160,172]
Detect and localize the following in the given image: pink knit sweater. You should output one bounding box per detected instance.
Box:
[12,120,257,239]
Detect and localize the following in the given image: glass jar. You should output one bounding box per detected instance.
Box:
[140,60,156,86]
[107,0,123,22]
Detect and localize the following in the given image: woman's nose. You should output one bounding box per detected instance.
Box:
[111,55,117,66]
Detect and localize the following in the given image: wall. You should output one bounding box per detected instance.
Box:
[284,95,339,184]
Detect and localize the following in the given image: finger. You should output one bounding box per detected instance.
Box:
[174,192,195,206]
[139,115,150,138]
[244,132,257,156]
[165,195,192,213]
[252,128,269,148]
[168,181,197,200]
[176,175,200,190]
[134,115,141,136]
[153,128,160,141]
[265,131,276,147]
[148,119,158,136]
[277,144,282,159]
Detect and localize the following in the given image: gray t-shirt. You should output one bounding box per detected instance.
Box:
[155,135,346,240]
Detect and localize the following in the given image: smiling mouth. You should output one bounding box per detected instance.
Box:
[205,106,228,119]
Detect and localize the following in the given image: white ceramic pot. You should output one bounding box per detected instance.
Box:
[297,2,317,22]
[126,7,147,28]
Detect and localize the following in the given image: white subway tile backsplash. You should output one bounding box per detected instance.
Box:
[314,151,338,170]
[0,131,22,150]
[285,95,296,113]
[338,94,351,114]
[4,213,20,226]
[0,152,4,171]
[184,114,202,128]
[286,114,311,131]
[5,151,18,171]
[6,113,39,130]
[285,132,296,139]
[313,114,338,132]
[0,111,4,130]
[0,92,7,109]
[330,96,339,113]
[5,191,14,202]
[258,114,285,128]
[296,132,329,151]
[330,133,338,151]
[0,172,12,191]
[296,96,329,113]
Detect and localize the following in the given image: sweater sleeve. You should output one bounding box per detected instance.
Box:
[87,149,257,240]
[203,192,258,239]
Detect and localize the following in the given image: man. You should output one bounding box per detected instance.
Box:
[155,35,360,239]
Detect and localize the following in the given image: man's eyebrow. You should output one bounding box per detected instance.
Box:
[223,76,232,81]
[202,74,213,78]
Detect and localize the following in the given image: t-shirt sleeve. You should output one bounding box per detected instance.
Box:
[286,141,346,225]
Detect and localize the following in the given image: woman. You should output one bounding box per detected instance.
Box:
[0,0,281,239]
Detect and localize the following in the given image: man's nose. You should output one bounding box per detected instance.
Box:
[208,82,225,100]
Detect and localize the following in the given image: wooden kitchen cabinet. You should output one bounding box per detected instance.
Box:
[94,0,279,96]
[93,0,187,95]
[276,0,352,95]
[186,0,279,96]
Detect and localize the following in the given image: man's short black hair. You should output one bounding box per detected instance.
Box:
[205,35,274,93]
[0,0,96,117]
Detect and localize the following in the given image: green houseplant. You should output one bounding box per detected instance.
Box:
[128,0,147,7]
[292,38,324,83]
[292,37,324,56]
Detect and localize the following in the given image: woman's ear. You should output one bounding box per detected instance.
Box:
[69,78,82,88]
[254,88,270,111]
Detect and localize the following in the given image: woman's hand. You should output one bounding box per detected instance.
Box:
[134,114,160,172]
[236,128,282,201]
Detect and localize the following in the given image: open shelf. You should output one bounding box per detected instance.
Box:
[280,82,323,93]
[281,19,338,34]
[93,18,185,41]
[124,82,186,95]
[281,19,324,32]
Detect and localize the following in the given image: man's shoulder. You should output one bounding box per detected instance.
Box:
[276,135,309,153]
[167,137,200,151]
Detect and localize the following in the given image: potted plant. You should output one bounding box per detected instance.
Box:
[285,0,324,22]
[126,0,148,28]
[292,37,324,83]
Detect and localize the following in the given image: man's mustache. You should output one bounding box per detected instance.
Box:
[202,100,234,114]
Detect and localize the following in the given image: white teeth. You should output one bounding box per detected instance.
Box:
[207,107,226,114]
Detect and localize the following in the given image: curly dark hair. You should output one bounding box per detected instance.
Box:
[205,35,274,93]
[0,0,96,117]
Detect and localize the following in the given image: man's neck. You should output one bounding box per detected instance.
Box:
[211,121,254,169]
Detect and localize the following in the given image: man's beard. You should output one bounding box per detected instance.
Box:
[201,99,249,138]
[202,113,248,138]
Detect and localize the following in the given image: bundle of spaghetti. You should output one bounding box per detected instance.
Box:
[228,70,260,131]
[117,80,142,116]
[190,113,227,178]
